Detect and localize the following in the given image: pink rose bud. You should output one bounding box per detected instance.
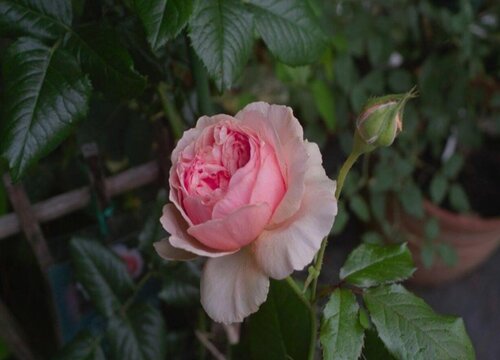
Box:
[355,88,417,153]
[154,102,337,323]
[112,244,144,279]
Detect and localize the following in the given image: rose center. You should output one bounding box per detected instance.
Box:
[180,125,251,205]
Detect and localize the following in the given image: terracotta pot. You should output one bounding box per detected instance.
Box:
[398,199,500,286]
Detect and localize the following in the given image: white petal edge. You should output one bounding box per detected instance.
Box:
[201,249,270,324]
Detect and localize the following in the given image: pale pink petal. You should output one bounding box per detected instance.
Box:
[153,238,197,261]
[168,115,235,226]
[269,136,308,224]
[182,195,213,225]
[249,142,286,212]
[188,203,272,251]
[171,114,230,163]
[201,249,269,323]
[160,204,235,258]
[236,102,304,149]
[236,105,285,177]
[252,142,337,279]
[168,164,195,227]
[236,102,308,224]
[211,139,260,219]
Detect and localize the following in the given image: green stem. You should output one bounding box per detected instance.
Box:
[157,82,185,139]
[197,309,207,360]
[308,151,362,302]
[122,271,156,313]
[309,237,327,303]
[335,151,362,199]
[190,48,213,116]
[307,150,364,357]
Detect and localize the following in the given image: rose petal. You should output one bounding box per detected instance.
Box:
[236,102,308,224]
[201,249,269,323]
[171,114,230,164]
[252,142,337,279]
[182,195,213,225]
[249,142,286,212]
[212,137,260,219]
[188,203,272,251]
[153,238,197,261]
[160,204,235,258]
[236,102,303,141]
[169,115,235,226]
[269,136,308,224]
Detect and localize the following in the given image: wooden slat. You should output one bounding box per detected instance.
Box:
[0,161,159,240]
[3,174,53,270]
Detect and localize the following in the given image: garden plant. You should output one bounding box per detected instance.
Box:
[0,0,491,359]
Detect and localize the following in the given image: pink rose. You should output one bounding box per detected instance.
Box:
[112,244,144,279]
[154,102,337,323]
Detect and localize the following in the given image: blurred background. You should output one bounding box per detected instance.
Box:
[0,0,499,359]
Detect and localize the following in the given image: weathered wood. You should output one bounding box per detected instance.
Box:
[3,175,63,344]
[0,298,36,360]
[3,175,53,270]
[0,161,159,240]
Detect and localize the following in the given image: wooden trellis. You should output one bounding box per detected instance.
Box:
[0,131,171,358]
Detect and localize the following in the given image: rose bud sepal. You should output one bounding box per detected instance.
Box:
[354,87,417,154]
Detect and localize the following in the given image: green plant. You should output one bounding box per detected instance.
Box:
[317,0,500,267]
[0,1,480,359]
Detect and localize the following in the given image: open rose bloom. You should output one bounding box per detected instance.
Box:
[154,102,337,323]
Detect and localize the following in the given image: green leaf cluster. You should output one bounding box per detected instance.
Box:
[320,243,474,360]
[189,0,326,90]
[0,0,145,180]
[322,0,499,257]
[56,238,167,360]
[0,0,326,180]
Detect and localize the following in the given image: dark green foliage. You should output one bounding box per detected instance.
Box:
[54,332,105,360]
[63,25,146,97]
[320,289,364,360]
[106,303,167,360]
[244,279,315,360]
[247,0,325,65]
[64,238,168,360]
[364,285,475,360]
[340,243,415,287]
[189,0,254,90]
[69,238,134,317]
[135,0,194,51]
[1,38,91,180]
[0,0,71,40]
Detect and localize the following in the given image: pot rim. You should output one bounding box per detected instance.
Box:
[424,199,500,232]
